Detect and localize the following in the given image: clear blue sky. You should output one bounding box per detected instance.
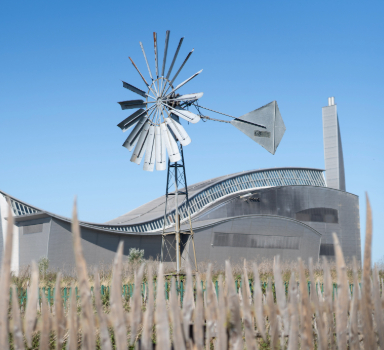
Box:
[1,1,383,262]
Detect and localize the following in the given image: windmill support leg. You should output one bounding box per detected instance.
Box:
[160,234,165,262]
[188,210,198,272]
[191,234,198,272]
[174,156,180,273]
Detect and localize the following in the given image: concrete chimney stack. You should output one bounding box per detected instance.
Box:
[322,96,345,191]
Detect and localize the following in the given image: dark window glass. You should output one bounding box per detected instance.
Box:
[23,224,43,234]
[213,233,231,247]
[295,207,338,223]
[213,232,299,250]
[320,244,335,256]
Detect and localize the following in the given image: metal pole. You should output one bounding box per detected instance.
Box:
[161,158,171,263]
[162,158,171,236]
[160,235,165,262]
[181,145,197,272]
[175,159,180,273]
[188,209,198,272]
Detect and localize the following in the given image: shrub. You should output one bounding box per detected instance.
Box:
[128,248,144,264]
[38,257,49,278]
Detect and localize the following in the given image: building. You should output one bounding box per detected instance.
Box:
[0,98,361,272]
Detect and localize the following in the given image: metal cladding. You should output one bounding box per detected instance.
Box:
[230,101,286,155]
[193,185,361,265]
[322,97,346,191]
[193,215,322,264]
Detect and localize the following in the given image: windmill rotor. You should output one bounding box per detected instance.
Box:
[117,30,286,170]
[117,31,206,173]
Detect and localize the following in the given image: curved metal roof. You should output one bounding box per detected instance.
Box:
[103,167,325,231]
[1,167,326,234]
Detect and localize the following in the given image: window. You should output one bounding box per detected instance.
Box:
[212,233,231,246]
[213,232,299,249]
[296,208,338,224]
[320,244,335,256]
[23,224,43,234]
[10,200,38,216]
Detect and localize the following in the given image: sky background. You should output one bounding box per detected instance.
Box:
[0,1,383,262]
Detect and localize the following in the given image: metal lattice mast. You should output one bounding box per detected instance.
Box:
[160,143,197,273]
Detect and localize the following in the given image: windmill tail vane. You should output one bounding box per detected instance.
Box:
[117,30,286,172]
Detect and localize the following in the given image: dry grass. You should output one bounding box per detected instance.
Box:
[1,194,383,349]
[13,255,379,289]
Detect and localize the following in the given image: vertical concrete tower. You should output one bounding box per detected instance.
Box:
[322,97,346,191]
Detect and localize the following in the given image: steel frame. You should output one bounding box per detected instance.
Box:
[160,143,198,274]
